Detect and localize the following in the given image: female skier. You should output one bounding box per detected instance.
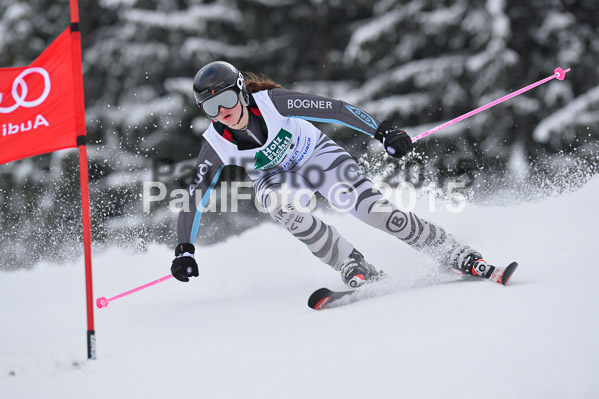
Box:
[170,61,503,288]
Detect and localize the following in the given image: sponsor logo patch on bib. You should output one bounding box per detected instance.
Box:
[254,129,293,170]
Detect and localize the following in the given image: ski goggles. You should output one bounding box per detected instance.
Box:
[200,89,240,117]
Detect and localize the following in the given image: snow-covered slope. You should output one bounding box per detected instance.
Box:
[1,177,598,399]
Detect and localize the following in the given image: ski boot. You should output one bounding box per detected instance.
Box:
[450,246,518,285]
[340,249,386,288]
[451,247,494,278]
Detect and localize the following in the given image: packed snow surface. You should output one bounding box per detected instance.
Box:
[1,177,599,398]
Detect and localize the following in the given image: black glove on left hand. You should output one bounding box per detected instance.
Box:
[171,243,199,282]
[374,120,413,158]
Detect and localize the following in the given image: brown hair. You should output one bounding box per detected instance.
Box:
[243,72,283,94]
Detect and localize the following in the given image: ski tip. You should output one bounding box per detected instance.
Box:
[308,288,334,310]
[313,297,332,310]
[501,262,519,286]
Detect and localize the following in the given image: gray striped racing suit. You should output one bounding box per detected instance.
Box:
[178,88,461,270]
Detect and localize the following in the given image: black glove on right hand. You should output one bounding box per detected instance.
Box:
[171,243,199,282]
[374,120,413,158]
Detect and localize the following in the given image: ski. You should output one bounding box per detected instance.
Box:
[307,276,399,310]
[308,262,518,310]
[490,261,519,285]
[308,288,356,310]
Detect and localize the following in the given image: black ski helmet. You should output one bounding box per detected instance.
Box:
[192,61,249,113]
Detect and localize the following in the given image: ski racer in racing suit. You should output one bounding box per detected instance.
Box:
[171,61,496,288]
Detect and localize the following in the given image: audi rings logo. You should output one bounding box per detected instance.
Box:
[0,67,51,114]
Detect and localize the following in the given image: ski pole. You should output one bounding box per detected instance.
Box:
[411,67,571,142]
[96,274,173,308]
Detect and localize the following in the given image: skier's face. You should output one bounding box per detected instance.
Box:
[215,101,246,129]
